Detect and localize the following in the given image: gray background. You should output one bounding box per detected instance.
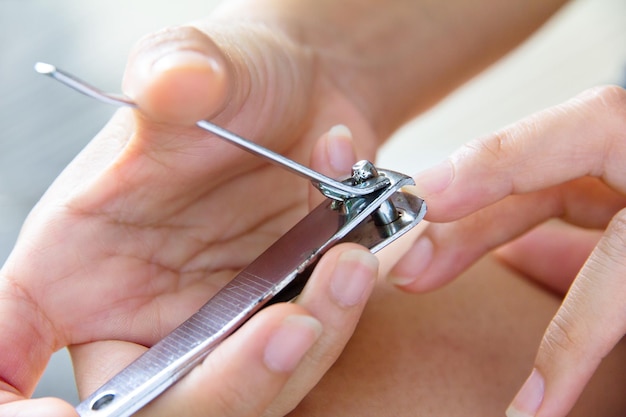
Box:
[0,0,624,405]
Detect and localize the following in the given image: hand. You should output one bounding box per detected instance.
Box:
[1,75,377,417]
[0,9,382,417]
[391,85,626,416]
[0,0,571,413]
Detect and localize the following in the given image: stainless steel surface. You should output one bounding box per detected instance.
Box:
[36,64,389,201]
[74,167,425,417]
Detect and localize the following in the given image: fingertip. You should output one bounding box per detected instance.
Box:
[506,368,545,417]
[123,26,230,125]
[140,52,228,124]
[311,124,357,178]
[388,234,434,291]
[411,158,455,198]
[309,125,357,208]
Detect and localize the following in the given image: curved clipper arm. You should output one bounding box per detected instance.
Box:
[74,168,425,417]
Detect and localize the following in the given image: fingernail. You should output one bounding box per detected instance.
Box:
[326,125,356,174]
[506,369,545,417]
[329,124,352,138]
[330,249,378,307]
[123,49,219,97]
[152,50,220,75]
[264,315,322,373]
[390,236,434,286]
[412,159,454,196]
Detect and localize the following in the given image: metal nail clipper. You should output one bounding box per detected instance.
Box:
[35,62,427,417]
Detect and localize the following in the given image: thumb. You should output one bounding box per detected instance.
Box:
[119,22,315,163]
[121,22,315,137]
[122,25,231,126]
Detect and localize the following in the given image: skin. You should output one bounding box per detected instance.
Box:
[293,256,626,416]
[0,0,595,416]
[394,85,626,416]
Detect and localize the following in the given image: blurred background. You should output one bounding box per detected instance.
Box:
[0,0,624,405]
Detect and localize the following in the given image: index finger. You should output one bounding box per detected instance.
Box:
[413,85,626,222]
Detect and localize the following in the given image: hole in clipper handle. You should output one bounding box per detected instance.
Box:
[91,392,116,411]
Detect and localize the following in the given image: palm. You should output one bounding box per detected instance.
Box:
[34,125,324,346]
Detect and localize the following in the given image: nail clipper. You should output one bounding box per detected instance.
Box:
[35,62,427,417]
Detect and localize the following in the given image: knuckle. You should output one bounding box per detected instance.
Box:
[596,209,626,262]
[459,132,511,182]
[464,117,540,163]
[608,208,626,239]
[576,85,626,134]
[311,335,344,365]
[539,310,588,367]
[462,131,508,162]
[211,379,259,417]
[459,126,531,193]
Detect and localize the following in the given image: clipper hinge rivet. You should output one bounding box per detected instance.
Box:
[351,161,399,226]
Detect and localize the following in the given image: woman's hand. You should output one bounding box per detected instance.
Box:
[0,102,379,417]
[0,8,381,416]
[391,85,626,417]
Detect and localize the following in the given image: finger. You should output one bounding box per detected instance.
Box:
[82,23,317,218]
[119,24,245,183]
[122,22,315,146]
[506,208,626,417]
[123,25,230,125]
[390,191,552,291]
[390,177,626,292]
[0,279,57,400]
[495,220,601,294]
[266,244,379,415]
[72,305,322,417]
[412,85,626,222]
[308,124,358,208]
[0,397,77,417]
